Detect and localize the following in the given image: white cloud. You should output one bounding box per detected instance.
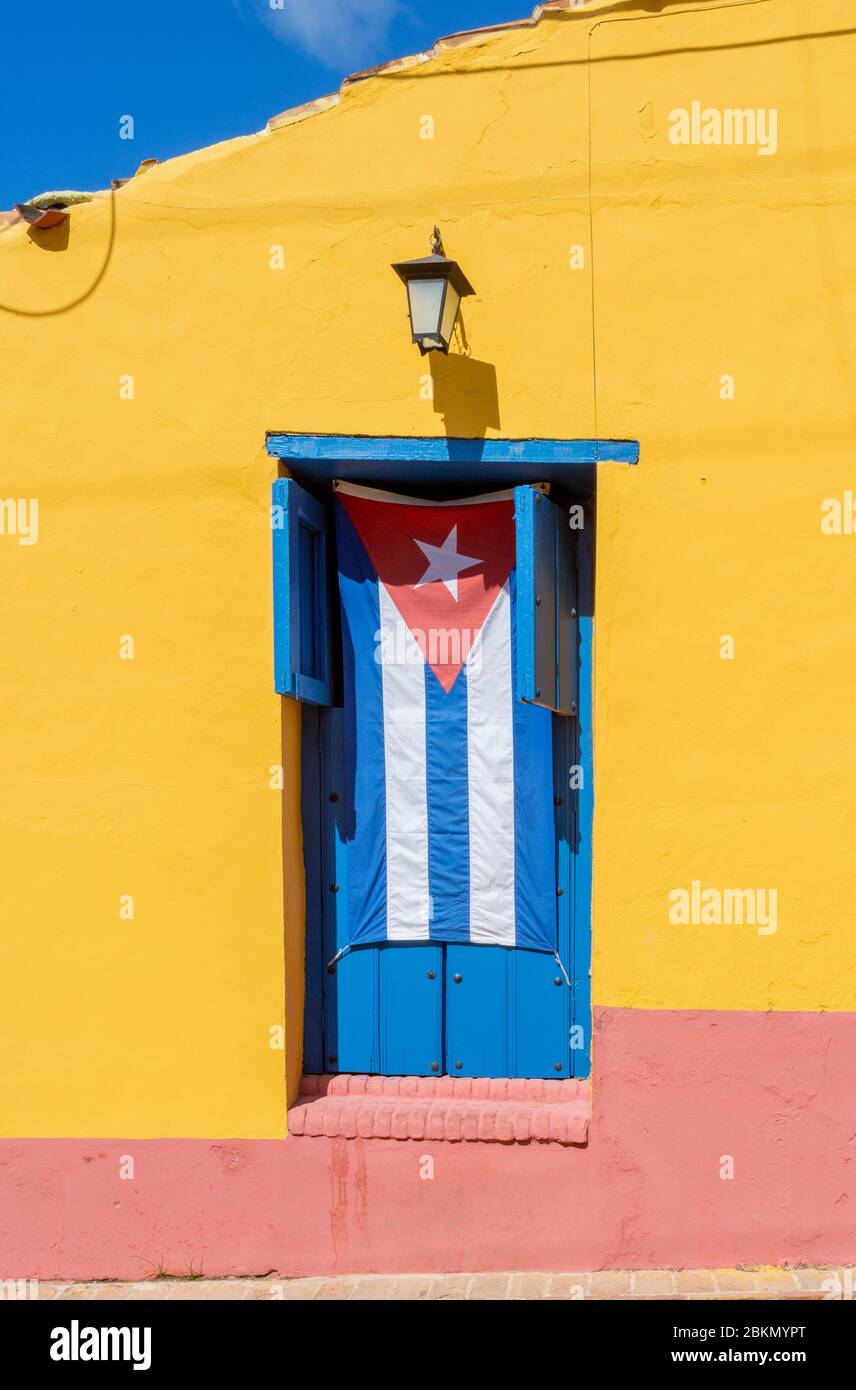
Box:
[260,0,401,71]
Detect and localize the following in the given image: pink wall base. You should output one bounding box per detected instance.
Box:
[2,1006,855,1279]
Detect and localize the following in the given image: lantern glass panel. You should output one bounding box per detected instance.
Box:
[439,283,461,349]
[407,277,445,337]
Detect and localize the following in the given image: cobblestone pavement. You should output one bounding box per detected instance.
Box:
[28,1266,842,1300]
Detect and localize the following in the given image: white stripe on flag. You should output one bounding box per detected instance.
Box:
[466,581,516,945]
[378,581,431,940]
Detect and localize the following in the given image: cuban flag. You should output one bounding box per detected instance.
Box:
[335,482,556,952]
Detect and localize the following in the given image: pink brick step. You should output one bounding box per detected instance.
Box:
[288,1074,590,1145]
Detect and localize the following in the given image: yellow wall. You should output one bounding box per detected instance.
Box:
[1,0,854,1136]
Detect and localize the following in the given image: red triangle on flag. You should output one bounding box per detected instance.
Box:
[339,489,515,692]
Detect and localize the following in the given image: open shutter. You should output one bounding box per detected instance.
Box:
[514,485,578,716]
[272,478,334,705]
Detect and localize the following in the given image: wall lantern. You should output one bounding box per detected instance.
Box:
[391,226,474,354]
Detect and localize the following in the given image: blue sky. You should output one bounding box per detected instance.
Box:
[0,0,533,207]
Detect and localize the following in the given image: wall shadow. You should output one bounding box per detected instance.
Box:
[430,341,500,440]
[27,219,70,252]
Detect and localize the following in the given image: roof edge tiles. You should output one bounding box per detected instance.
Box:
[267,1,582,133]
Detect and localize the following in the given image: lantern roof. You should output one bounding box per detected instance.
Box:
[390,252,475,299]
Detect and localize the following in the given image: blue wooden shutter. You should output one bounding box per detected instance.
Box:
[514,486,578,716]
[272,478,334,705]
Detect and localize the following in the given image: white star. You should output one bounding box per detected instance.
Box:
[414,526,482,602]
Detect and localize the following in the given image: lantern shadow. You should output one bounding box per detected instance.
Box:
[430,351,500,439]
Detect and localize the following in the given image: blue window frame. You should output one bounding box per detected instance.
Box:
[270,435,637,1079]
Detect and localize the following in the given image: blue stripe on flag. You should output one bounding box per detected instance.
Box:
[335,504,388,946]
[425,662,471,943]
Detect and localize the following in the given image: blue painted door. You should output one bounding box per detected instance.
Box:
[293,486,591,1079]
[443,709,574,1078]
[442,489,582,1076]
[318,707,444,1075]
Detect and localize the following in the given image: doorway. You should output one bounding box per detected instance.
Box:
[290,474,593,1079]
